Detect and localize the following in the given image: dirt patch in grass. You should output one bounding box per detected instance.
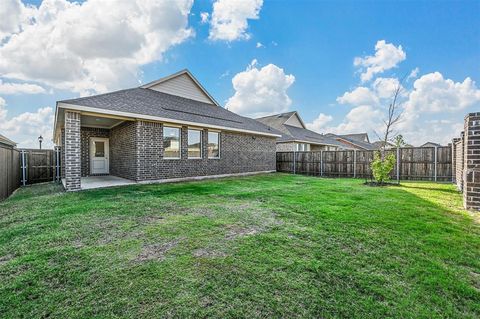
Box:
[192,248,228,258]
[0,253,14,266]
[224,224,263,240]
[135,238,182,262]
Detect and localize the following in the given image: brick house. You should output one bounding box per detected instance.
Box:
[256,111,346,151]
[53,70,280,191]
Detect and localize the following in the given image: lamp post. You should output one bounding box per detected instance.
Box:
[38,135,43,150]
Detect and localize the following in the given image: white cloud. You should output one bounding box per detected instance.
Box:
[407,67,419,81]
[226,59,295,117]
[0,0,35,40]
[0,0,194,95]
[372,77,403,99]
[354,40,406,82]
[256,42,264,48]
[200,12,209,24]
[0,80,46,94]
[0,98,54,148]
[208,0,263,41]
[321,105,383,135]
[337,87,379,106]
[405,72,480,113]
[326,71,480,146]
[305,113,333,132]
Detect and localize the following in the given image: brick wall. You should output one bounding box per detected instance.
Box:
[463,112,480,210]
[60,128,65,178]
[135,121,276,181]
[110,121,137,180]
[62,118,276,188]
[276,142,296,152]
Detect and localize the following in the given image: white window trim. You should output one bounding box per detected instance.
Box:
[208,131,221,159]
[187,128,203,159]
[163,126,181,160]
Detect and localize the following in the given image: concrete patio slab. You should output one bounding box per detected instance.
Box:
[62,175,136,190]
[81,176,135,190]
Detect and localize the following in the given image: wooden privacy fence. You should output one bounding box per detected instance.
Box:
[0,144,20,201]
[277,146,452,181]
[19,148,61,186]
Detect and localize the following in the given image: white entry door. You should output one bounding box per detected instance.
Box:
[90,137,109,174]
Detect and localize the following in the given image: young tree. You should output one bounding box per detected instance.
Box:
[371,76,406,184]
[377,79,404,152]
[393,134,407,148]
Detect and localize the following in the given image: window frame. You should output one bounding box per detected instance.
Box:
[207,131,220,159]
[163,126,181,159]
[187,128,203,159]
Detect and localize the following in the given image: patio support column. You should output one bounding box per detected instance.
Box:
[463,112,480,210]
[64,110,81,191]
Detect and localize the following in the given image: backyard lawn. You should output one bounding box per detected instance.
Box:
[0,173,479,318]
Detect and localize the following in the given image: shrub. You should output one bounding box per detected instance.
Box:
[371,151,396,184]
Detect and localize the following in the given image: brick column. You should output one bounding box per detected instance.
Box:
[64,111,81,191]
[463,112,480,210]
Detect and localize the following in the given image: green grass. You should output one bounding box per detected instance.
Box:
[0,173,479,318]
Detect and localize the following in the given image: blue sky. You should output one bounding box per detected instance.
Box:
[0,0,479,148]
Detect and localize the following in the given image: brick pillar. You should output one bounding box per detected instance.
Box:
[64,111,81,191]
[463,112,480,210]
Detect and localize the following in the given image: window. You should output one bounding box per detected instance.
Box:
[94,141,105,157]
[295,143,310,151]
[188,129,202,158]
[163,126,181,158]
[208,131,220,158]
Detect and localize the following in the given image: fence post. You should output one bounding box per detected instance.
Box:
[353,150,357,178]
[293,151,296,175]
[320,150,323,177]
[21,150,26,186]
[396,147,400,182]
[434,146,438,182]
[54,147,58,183]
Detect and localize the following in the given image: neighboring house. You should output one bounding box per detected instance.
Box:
[256,111,345,151]
[420,142,442,147]
[53,69,281,191]
[0,134,17,148]
[371,140,396,149]
[325,133,377,150]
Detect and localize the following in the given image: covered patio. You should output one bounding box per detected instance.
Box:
[55,107,138,191]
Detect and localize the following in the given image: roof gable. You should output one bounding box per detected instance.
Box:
[140,69,219,106]
[284,112,306,128]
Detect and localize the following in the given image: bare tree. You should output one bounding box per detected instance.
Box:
[374,76,407,154]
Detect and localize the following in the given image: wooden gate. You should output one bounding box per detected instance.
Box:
[19,148,61,185]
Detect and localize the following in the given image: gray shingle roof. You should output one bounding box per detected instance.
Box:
[339,133,370,143]
[59,88,280,136]
[256,112,345,147]
[326,133,377,150]
[279,125,347,147]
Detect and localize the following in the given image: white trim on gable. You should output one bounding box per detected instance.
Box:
[140,69,220,106]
